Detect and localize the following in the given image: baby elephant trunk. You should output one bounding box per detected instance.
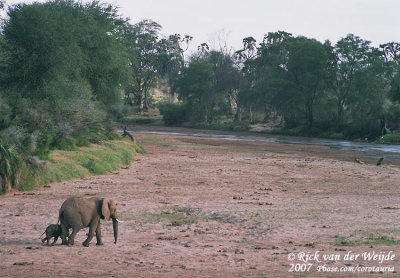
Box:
[112,217,118,244]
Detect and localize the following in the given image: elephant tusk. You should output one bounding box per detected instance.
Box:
[116,219,125,223]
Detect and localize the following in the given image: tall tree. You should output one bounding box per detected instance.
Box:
[174,48,242,123]
[2,0,128,106]
[123,20,161,111]
[251,31,292,122]
[174,58,214,122]
[381,42,400,104]
[0,0,129,157]
[332,34,372,129]
[284,37,333,133]
[123,20,187,111]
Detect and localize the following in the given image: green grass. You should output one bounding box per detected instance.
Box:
[378,133,400,144]
[334,233,400,246]
[18,140,144,191]
[141,206,199,226]
[142,212,199,226]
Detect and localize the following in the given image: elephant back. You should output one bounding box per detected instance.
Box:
[59,197,99,228]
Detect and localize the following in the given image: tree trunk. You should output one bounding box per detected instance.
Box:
[227,94,233,115]
[1,175,12,193]
[336,100,344,130]
[263,104,270,122]
[138,96,144,112]
[235,107,242,122]
[306,101,313,134]
[143,90,149,112]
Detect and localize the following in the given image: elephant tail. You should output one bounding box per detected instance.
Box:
[39,231,45,239]
[58,209,64,224]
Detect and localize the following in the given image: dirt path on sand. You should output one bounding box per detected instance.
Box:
[0,133,399,277]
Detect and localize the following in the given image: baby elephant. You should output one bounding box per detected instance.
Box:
[41,224,63,246]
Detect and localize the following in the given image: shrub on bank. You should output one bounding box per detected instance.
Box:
[158,102,187,126]
[0,141,22,193]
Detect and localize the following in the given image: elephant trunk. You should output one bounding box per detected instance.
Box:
[112,217,118,244]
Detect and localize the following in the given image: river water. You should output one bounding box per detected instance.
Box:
[125,128,400,163]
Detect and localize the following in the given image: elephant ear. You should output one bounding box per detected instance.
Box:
[102,199,111,220]
[109,200,116,213]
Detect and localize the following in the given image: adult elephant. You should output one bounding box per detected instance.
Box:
[59,197,119,247]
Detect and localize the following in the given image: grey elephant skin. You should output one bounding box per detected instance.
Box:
[59,197,118,247]
[41,224,62,246]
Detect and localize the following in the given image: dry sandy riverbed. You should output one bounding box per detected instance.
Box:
[0,132,399,277]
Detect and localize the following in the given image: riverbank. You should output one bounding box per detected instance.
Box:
[17,139,143,192]
[120,124,400,165]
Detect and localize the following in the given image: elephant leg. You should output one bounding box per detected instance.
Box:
[52,236,59,246]
[83,221,98,247]
[61,224,68,245]
[68,228,79,245]
[41,238,46,244]
[95,220,103,246]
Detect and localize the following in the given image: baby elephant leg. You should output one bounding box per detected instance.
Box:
[52,235,59,246]
[45,232,52,246]
[51,225,62,245]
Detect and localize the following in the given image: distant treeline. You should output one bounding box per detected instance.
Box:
[166,33,400,140]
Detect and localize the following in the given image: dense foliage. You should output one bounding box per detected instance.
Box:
[0,0,128,161]
[0,1,160,191]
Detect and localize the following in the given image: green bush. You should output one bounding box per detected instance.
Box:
[105,131,122,140]
[73,133,91,147]
[0,126,37,154]
[0,98,12,130]
[88,129,109,143]
[34,125,57,159]
[52,137,78,151]
[0,141,22,193]
[109,103,129,120]
[158,102,187,126]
